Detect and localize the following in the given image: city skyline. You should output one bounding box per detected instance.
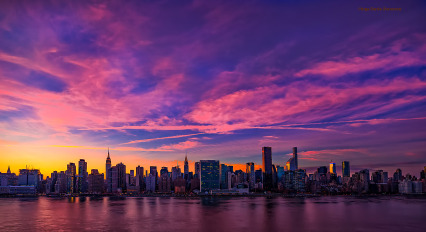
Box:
[1,146,424,180]
[1,0,426,177]
[2,145,424,196]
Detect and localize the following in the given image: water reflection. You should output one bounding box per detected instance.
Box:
[0,196,424,231]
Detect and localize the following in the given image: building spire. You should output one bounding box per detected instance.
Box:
[7,165,11,174]
[107,147,110,159]
[185,152,188,163]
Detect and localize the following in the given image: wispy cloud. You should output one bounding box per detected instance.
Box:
[121,133,204,144]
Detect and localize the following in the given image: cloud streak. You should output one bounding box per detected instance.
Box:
[121,133,204,144]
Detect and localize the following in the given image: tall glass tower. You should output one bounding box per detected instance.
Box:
[200,160,220,192]
[262,147,273,190]
[342,161,350,177]
[330,161,336,174]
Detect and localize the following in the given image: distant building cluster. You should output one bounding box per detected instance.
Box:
[1,147,425,196]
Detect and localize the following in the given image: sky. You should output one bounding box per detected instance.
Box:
[0,0,425,177]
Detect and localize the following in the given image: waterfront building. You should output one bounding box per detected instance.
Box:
[194,162,200,179]
[315,166,327,183]
[172,166,181,182]
[136,165,144,190]
[88,169,104,194]
[66,163,76,193]
[227,172,233,189]
[286,147,299,171]
[55,171,67,194]
[50,171,58,193]
[188,172,194,181]
[295,169,306,192]
[262,147,272,174]
[150,166,158,190]
[359,169,370,193]
[174,176,186,193]
[150,166,158,177]
[184,154,189,178]
[393,169,403,182]
[276,166,284,182]
[262,147,273,190]
[190,177,200,192]
[116,163,127,193]
[108,166,119,193]
[158,173,171,193]
[282,169,306,192]
[160,167,169,177]
[342,161,350,177]
[399,179,413,194]
[246,162,255,190]
[6,186,36,195]
[18,169,40,187]
[220,164,228,189]
[77,159,88,193]
[146,174,156,192]
[272,165,278,188]
[200,160,220,193]
[0,167,17,186]
[106,148,111,182]
[329,161,336,174]
[255,169,263,184]
[412,181,423,193]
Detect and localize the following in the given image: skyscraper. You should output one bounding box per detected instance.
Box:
[293,147,298,170]
[246,162,255,190]
[146,173,156,192]
[150,166,158,191]
[200,160,220,192]
[330,161,336,174]
[262,147,273,190]
[276,166,284,182]
[78,159,88,193]
[160,167,169,176]
[158,172,171,193]
[66,162,76,193]
[106,148,111,180]
[220,163,228,189]
[194,162,200,178]
[88,169,104,194]
[108,166,118,193]
[150,166,158,177]
[184,154,189,177]
[172,166,181,181]
[116,163,126,192]
[262,147,272,175]
[342,161,350,177]
[393,168,403,182]
[286,147,298,171]
[18,169,40,186]
[135,165,144,189]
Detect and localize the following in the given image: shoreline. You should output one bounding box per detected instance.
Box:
[1,193,425,199]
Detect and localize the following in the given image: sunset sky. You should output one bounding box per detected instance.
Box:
[0,0,425,176]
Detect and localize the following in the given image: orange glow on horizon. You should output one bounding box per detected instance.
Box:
[0,144,264,177]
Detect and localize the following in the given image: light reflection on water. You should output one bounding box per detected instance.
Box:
[0,196,425,231]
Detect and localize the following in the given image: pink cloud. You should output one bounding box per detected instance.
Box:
[121,133,204,145]
[184,76,426,133]
[295,43,426,78]
[298,149,368,161]
[158,140,202,151]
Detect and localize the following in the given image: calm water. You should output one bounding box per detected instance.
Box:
[0,196,425,231]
